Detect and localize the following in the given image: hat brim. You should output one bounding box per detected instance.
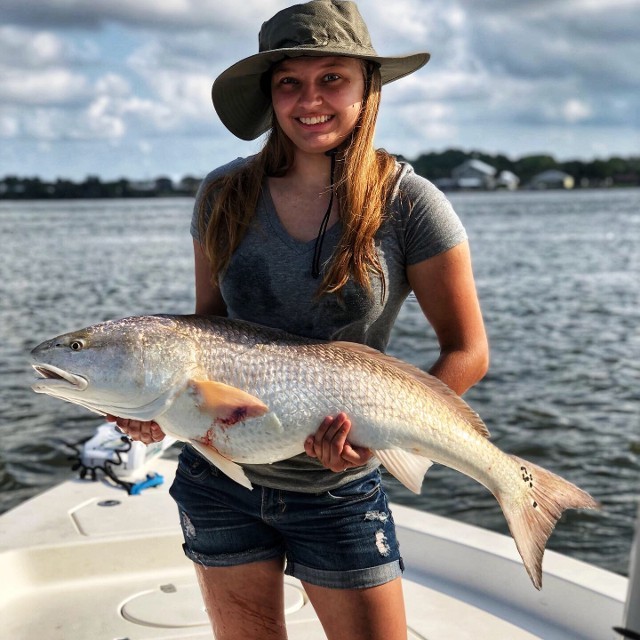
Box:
[212,48,430,141]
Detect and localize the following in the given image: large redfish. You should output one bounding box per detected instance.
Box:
[30,314,597,589]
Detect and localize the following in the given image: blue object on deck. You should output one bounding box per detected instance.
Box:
[130,472,164,495]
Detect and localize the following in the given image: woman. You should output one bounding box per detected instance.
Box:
[111,2,489,638]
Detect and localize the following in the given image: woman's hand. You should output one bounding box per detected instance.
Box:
[304,413,373,472]
[105,415,165,444]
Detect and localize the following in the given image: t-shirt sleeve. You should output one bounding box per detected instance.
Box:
[394,164,467,265]
[190,156,249,242]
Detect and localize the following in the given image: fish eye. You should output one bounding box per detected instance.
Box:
[69,340,84,351]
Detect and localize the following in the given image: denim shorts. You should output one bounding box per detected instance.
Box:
[168,445,403,589]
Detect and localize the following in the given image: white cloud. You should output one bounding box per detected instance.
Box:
[23,109,61,140]
[27,31,64,63]
[85,95,127,139]
[138,140,153,155]
[0,26,64,67]
[386,69,491,106]
[562,99,592,124]
[0,115,19,137]
[0,26,93,109]
[124,36,226,128]
[0,68,88,106]
[362,0,433,45]
[94,73,131,98]
[0,25,97,68]
[2,0,286,31]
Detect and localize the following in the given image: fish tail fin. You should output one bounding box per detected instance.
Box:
[497,455,599,590]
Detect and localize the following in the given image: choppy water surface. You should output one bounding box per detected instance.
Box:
[1,189,638,576]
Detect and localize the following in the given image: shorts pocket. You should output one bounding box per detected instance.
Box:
[324,471,381,504]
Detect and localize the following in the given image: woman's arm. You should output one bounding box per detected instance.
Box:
[407,240,489,395]
[194,239,227,316]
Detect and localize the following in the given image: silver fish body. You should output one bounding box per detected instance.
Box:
[30,314,598,589]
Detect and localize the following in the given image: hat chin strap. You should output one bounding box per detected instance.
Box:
[311,148,339,279]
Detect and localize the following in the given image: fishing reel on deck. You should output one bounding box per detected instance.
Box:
[64,422,170,495]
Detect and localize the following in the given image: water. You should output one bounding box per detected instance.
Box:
[1,189,638,577]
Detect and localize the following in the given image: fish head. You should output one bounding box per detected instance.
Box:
[30,315,200,420]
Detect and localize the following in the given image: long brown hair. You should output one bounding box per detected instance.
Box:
[198,62,398,297]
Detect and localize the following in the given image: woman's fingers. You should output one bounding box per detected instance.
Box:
[319,412,350,469]
[105,415,165,444]
[305,413,372,472]
[341,441,374,466]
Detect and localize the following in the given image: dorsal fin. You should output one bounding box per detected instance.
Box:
[330,341,490,438]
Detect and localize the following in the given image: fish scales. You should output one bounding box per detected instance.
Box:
[198,336,455,464]
[30,314,598,589]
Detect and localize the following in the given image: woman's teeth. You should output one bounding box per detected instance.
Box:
[299,115,332,125]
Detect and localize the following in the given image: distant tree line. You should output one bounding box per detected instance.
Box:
[0,175,201,200]
[1,151,639,199]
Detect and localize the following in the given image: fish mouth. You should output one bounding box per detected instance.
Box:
[32,364,88,391]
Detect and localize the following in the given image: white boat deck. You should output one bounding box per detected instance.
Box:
[0,458,628,639]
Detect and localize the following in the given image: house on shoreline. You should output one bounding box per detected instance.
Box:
[433,159,579,192]
[435,159,520,191]
[528,170,575,190]
[452,159,496,189]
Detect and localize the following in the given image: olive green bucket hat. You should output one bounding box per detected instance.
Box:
[212,0,430,140]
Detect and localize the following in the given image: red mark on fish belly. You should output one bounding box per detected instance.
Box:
[199,429,215,446]
[199,413,244,447]
[216,406,249,428]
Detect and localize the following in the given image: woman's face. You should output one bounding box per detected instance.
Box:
[270,56,366,157]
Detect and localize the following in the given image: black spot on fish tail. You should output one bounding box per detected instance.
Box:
[520,465,535,487]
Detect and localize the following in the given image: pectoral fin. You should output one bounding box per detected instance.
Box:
[188,379,268,426]
[188,440,254,490]
[373,449,433,494]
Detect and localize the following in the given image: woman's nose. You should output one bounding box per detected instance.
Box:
[297,83,322,108]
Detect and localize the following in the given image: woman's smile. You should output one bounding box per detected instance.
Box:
[297,114,334,126]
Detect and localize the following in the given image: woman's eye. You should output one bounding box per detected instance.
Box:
[324,73,341,82]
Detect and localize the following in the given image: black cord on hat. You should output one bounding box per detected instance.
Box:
[312,148,338,279]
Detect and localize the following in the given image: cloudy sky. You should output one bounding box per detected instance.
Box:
[1,0,638,181]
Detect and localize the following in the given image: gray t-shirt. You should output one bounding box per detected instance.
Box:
[190,156,467,492]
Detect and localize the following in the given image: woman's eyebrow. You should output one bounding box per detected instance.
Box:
[273,60,351,75]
